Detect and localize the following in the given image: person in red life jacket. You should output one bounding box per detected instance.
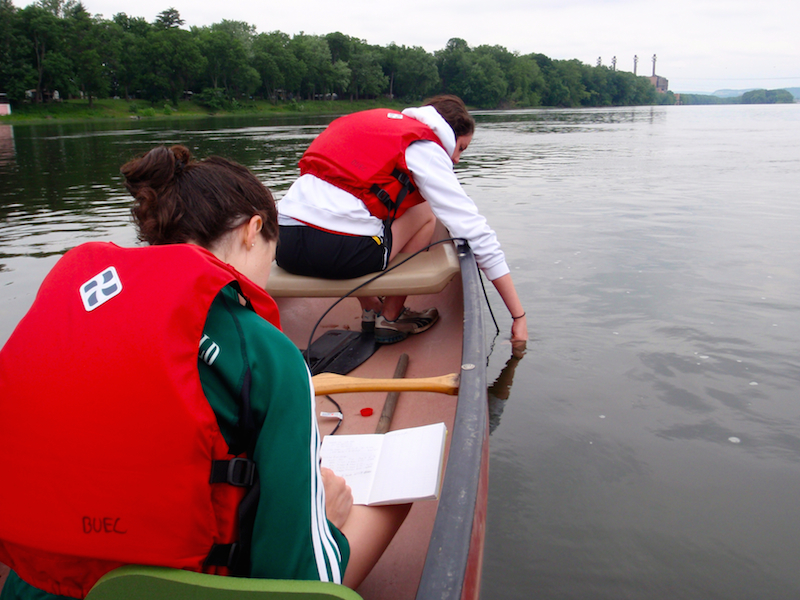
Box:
[277,94,528,344]
[0,145,408,600]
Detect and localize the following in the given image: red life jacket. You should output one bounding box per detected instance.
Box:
[0,242,281,599]
[299,109,446,221]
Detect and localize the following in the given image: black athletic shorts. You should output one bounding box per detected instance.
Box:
[277,225,389,279]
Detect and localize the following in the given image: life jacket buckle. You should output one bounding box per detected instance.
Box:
[226,457,256,487]
[371,185,394,211]
[393,170,412,189]
[211,457,256,487]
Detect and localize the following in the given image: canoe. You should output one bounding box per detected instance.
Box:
[268,239,489,600]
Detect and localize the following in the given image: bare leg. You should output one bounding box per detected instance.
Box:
[380,203,437,320]
[389,203,437,261]
[358,296,383,313]
[341,504,412,589]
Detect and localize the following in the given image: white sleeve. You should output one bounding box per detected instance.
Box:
[406,141,510,281]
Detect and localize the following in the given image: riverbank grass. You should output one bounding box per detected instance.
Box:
[0,98,407,123]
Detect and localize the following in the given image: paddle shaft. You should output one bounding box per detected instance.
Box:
[311,371,459,396]
[375,353,409,434]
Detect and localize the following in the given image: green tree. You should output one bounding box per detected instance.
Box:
[330,59,351,98]
[347,41,387,100]
[507,54,545,106]
[474,45,515,73]
[65,3,112,106]
[199,24,260,97]
[325,31,353,64]
[211,19,255,52]
[41,49,74,98]
[609,70,657,105]
[742,89,793,104]
[435,37,471,98]
[252,31,294,98]
[636,76,658,104]
[379,42,401,98]
[580,64,610,106]
[197,27,237,90]
[110,13,152,99]
[142,26,205,104]
[153,7,183,30]
[436,39,508,107]
[37,0,75,18]
[18,3,69,102]
[464,53,507,107]
[542,59,588,107]
[288,33,332,99]
[382,44,439,100]
[0,0,38,103]
[767,89,794,103]
[113,11,151,36]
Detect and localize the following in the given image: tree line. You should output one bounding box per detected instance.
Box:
[679,89,795,105]
[0,0,670,110]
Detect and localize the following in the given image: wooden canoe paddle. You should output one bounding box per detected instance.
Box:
[311,371,459,397]
[375,353,409,434]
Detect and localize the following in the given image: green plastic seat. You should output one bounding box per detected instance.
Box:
[86,566,363,600]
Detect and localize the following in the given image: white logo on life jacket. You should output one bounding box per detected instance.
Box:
[80,267,122,312]
[387,112,403,119]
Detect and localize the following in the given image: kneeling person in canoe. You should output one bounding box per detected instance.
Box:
[277,94,528,344]
[0,145,406,600]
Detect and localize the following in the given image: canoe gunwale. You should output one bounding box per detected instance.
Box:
[415,241,488,600]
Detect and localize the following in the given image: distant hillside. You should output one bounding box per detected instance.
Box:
[677,87,796,105]
[712,88,757,98]
[711,87,799,99]
[676,88,799,99]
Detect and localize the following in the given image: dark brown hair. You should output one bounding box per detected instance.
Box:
[121,145,278,248]
[423,94,475,138]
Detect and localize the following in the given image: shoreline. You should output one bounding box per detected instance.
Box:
[0,98,409,125]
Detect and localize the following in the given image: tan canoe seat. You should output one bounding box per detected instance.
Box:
[266,241,460,298]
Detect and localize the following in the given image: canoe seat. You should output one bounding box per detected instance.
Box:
[266,241,459,298]
[86,566,362,600]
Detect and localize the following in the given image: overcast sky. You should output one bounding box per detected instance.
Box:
[30,0,800,94]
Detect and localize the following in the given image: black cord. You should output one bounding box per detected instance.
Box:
[306,239,464,437]
[303,237,504,426]
[303,237,467,362]
[479,270,501,365]
[326,395,343,435]
[479,270,501,335]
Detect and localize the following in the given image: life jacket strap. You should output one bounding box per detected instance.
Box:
[206,366,258,576]
[210,457,256,487]
[204,542,240,570]
[369,168,417,216]
[371,168,417,259]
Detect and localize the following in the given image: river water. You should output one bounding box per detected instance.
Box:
[2,104,799,599]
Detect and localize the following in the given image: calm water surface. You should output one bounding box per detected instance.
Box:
[2,105,799,599]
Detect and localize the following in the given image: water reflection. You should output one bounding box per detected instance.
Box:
[0,121,315,220]
[488,341,526,435]
[0,124,14,166]
[473,106,666,132]
[3,107,800,599]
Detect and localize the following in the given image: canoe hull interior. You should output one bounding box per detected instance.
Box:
[276,242,489,600]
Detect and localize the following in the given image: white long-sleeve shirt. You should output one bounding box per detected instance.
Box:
[278,106,510,282]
